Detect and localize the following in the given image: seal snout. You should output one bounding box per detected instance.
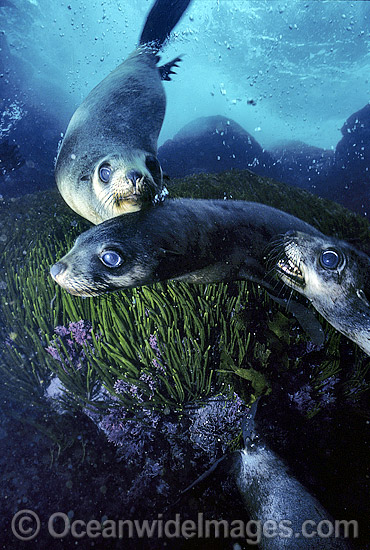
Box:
[125,169,145,198]
[126,170,143,185]
[50,262,67,281]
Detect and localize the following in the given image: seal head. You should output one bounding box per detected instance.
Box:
[55,0,191,224]
[273,230,370,355]
[55,49,167,225]
[49,215,160,297]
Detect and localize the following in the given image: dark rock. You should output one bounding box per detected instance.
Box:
[0,33,70,198]
[158,115,274,179]
[159,109,370,217]
[269,140,334,192]
[323,104,370,215]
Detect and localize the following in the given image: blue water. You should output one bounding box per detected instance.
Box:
[1,3,370,548]
[2,0,370,149]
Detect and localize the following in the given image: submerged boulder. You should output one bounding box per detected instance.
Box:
[158,115,274,178]
[159,108,370,217]
[269,140,334,192]
[323,103,370,215]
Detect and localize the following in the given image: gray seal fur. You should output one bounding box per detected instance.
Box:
[272,230,370,356]
[49,198,323,295]
[181,399,353,549]
[233,432,352,548]
[55,0,191,224]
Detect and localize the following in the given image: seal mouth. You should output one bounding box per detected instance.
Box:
[124,192,142,201]
[63,286,103,297]
[54,279,108,297]
[113,191,142,205]
[112,175,153,205]
[276,257,305,289]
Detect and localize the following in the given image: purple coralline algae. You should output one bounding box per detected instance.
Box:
[149,333,166,373]
[189,393,249,460]
[289,375,339,414]
[45,320,94,371]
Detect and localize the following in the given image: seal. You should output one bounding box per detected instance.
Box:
[55,0,192,225]
[233,409,351,549]
[272,230,370,356]
[49,198,323,296]
[50,199,370,354]
[181,399,352,549]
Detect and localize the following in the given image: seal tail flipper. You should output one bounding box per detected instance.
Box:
[139,0,192,51]
[158,55,182,81]
[167,452,235,510]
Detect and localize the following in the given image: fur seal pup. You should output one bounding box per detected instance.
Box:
[50,199,370,354]
[50,198,323,295]
[55,0,192,225]
[181,399,353,549]
[272,230,370,356]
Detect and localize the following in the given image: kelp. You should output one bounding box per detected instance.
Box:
[0,169,369,436]
[1,226,255,413]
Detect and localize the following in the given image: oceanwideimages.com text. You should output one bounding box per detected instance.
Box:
[11,510,358,544]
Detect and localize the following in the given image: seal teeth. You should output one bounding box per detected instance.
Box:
[277,257,304,286]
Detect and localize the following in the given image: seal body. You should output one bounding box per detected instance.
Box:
[55,49,165,224]
[234,446,352,549]
[182,400,352,549]
[50,198,323,296]
[50,199,370,354]
[233,401,352,549]
[55,0,191,224]
[273,231,370,355]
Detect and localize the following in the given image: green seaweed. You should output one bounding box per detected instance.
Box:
[268,311,294,345]
[0,168,369,444]
[0,217,256,415]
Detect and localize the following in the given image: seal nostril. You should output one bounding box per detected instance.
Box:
[126,170,142,185]
[50,262,66,280]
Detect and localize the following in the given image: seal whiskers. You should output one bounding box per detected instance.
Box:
[55,0,192,224]
[272,230,370,355]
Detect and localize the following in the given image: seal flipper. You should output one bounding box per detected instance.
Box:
[177,453,235,502]
[241,397,259,446]
[159,56,182,81]
[266,291,325,347]
[139,0,192,51]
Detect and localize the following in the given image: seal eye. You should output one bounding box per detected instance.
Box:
[319,250,340,270]
[99,164,112,183]
[145,155,161,176]
[100,250,122,268]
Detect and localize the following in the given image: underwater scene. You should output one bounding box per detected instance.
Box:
[0,0,370,548]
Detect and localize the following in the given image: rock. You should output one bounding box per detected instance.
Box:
[158,115,274,179]
[323,103,370,215]
[269,140,334,192]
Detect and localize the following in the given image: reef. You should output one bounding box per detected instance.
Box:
[322,103,370,215]
[158,110,370,216]
[158,115,274,179]
[0,170,369,549]
[269,140,334,191]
